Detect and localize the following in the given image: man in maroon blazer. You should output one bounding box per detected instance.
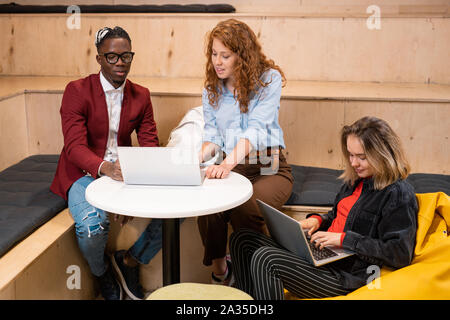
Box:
[51,27,160,300]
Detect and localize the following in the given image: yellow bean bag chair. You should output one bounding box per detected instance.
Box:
[286,192,450,300]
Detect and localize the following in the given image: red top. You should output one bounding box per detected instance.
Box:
[311,180,364,247]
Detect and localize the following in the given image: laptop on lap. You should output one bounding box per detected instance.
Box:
[118,147,206,186]
[257,199,354,267]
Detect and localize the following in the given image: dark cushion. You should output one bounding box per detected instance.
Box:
[286,165,344,206]
[0,4,236,14]
[286,164,450,207]
[0,155,66,257]
[406,173,450,195]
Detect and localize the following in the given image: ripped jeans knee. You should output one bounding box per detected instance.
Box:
[68,176,110,276]
[76,206,110,239]
[68,176,110,238]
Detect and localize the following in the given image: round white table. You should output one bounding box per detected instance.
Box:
[85,172,253,285]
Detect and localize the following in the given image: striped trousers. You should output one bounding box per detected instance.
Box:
[229,229,352,300]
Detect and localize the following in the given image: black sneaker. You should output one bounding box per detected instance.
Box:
[111,250,144,300]
[96,263,123,300]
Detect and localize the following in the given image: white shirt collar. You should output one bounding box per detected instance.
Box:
[99,71,126,93]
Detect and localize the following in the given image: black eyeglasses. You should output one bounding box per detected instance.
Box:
[99,51,135,64]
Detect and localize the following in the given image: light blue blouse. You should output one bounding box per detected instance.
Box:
[202,69,286,155]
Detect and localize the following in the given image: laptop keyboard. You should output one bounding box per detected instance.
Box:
[304,231,338,261]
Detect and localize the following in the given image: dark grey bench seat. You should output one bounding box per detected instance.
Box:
[0,155,66,257]
[286,164,450,207]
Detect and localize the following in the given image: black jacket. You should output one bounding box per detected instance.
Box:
[308,178,418,290]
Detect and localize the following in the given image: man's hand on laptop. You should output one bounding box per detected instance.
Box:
[100,160,123,181]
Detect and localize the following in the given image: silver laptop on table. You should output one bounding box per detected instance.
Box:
[117,147,206,186]
[257,199,354,267]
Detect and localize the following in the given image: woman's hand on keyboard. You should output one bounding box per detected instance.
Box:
[299,218,320,236]
[310,232,342,249]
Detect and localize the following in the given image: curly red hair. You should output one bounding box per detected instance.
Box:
[204,19,286,113]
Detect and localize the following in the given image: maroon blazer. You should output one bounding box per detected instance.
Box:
[50,73,159,200]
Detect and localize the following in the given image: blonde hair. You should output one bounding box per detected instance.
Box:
[340,116,410,190]
[204,19,286,113]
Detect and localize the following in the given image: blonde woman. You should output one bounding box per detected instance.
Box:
[230,116,418,299]
[198,19,293,285]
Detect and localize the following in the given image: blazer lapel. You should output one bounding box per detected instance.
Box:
[92,72,110,147]
[117,79,130,142]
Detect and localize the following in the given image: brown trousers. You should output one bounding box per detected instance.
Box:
[197,150,293,266]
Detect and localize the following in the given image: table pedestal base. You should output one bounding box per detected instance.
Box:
[162,218,180,285]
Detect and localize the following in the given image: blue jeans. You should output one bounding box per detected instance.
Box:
[68,176,164,276]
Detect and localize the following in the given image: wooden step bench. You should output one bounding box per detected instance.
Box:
[0,155,96,299]
[0,208,96,299]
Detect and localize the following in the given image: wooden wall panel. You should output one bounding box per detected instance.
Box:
[4,91,448,174]
[151,95,202,146]
[344,101,450,174]
[0,15,449,84]
[2,89,448,175]
[21,93,202,154]
[280,99,450,174]
[25,93,64,155]
[279,99,345,169]
[0,281,15,299]
[0,94,28,171]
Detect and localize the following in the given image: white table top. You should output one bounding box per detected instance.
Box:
[85,172,253,219]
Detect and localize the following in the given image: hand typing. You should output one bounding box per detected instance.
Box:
[100,160,123,181]
[299,217,320,236]
[310,231,343,249]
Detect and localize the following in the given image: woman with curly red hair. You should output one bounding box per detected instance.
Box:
[198,19,293,285]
